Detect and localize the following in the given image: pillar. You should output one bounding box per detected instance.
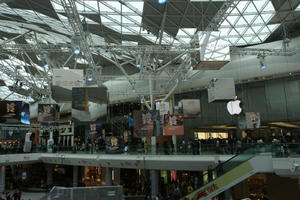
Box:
[151,137,156,155]
[73,166,79,187]
[113,168,120,185]
[0,166,5,193]
[150,170,159,199]
[170,96,177,153]
[46,164,53,186]
[105,167,112,186]
[172,135,177,153]
[224,189,233,200]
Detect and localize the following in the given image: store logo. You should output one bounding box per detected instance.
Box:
[227,100,242,115]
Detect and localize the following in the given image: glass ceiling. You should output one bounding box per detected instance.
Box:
[0,0,282,100]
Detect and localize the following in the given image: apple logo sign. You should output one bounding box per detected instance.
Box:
[227,100,242,115]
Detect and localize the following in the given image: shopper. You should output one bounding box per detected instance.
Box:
[216,160,224,177]
[207,165,213,182]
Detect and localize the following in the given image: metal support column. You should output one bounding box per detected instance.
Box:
[73,166,79,187]
[150,170,159,199]
[105,167,112,186]
[0,166,5,193]
[46,164,53,186]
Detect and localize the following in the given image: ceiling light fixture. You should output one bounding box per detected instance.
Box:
[257,54,267,70]
[158,0,167,5]
[74,49,81,55]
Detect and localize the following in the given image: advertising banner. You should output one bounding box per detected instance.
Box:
[163,114,184,136]
[0,101,30,124]
[37,104,60,123]
[133,110,160,137]
[246,112,261,129]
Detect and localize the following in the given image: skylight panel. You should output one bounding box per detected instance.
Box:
[260,13,273,23]
[226,16,239,25]
[244,27,256,36]
[182,28,197,35]
[251,25,263,33]
[236,17,248,26]
[267,24,280,32]
[177,29,188,37]
[253,0,268,12]
[129,15,142,24]
[103,1,121,11]
[84,0,98,9]
[252,16,264,25]
[251,37,261,44]
[243,36,254,43]
[262,1,275,12]
[259,33,269,41]
[99,2,114,12]
[236,38,246,45]
[219,28,230,36]
[259,26,270,34]
[110,25,122,32]
[51,2,64,10]
[129,2,144,12]
[244,2,257,13]
[244,15,256,24]
[236,1,249,13]
[235,27,247,35]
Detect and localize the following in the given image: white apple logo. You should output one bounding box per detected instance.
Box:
[227,100,242,115]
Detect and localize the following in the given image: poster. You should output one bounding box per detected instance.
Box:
[133,110,160,137]
[246,112,261,129]
[37,104,60,123]
[163,114,184,136]
[0,101,30,124]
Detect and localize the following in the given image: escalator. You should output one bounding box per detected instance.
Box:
[183,145,271,200]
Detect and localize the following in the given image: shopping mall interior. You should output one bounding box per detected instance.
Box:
[0,0,300,199]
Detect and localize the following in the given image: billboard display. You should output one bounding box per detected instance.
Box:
[37,104,60,123]
[0,101,30,124]
[246,112,261,129]
[163,114,184,136]
[133,110,161,137]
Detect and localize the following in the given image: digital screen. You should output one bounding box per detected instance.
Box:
[37,104,60,123]
[0,101,30,124]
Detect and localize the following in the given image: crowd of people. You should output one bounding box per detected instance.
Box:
[0,191,21,200]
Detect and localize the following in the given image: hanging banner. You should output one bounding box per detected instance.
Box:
[133,110,160,137]
[163,114,184,135]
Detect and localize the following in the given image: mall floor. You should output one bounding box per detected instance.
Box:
[6,191,46,200]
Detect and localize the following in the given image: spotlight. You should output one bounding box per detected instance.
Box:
[258,54,267,70]
[74,49,81,55]
[260,64,267,70]
[43,64,50,68]
[87,75,93,82]
[136,64,141,68]
[158,0,167,4]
